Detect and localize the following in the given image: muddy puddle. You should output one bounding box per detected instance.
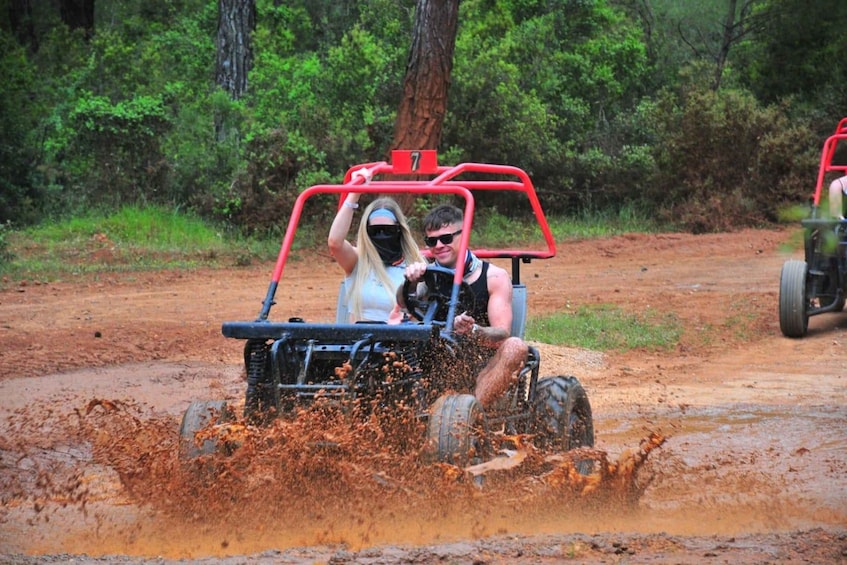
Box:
[0,362,845,560]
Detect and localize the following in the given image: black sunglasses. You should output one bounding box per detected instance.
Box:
[367,224,400,238]
[424,229,462,247]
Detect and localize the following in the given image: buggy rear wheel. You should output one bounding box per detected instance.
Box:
[426,394,488,467]
[531,376,595,475]
[779,259,810,338]
[178,400,232,459]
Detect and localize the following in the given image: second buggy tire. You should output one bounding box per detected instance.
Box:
[427,394,488,467]
[532,375,595,475]
[779,259,809,338]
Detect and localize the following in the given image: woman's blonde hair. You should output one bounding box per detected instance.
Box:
[347,197,424,320]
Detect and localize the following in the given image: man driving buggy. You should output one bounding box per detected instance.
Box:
[398,204,529,409]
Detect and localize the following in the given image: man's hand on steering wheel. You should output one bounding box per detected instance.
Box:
[400,263,474,324]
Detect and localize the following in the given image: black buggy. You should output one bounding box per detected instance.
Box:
[180,151,595,471]
[779,119,847,337]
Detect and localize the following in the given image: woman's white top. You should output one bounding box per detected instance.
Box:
[345,263,406,322]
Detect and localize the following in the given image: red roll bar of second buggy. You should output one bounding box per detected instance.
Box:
[812,119,847,206]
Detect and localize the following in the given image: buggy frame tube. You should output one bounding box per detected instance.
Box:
[811,121,847,210]
[258,184,475,333]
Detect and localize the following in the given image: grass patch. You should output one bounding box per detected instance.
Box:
[0,206,283,282]
[548,205,662,239]
[471,204,661,248]
[721,298,760,341]
[527,304,682,352]
[0,203,663,286]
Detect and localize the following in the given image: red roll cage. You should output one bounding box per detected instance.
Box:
[812,118,847,208]
[256,150,557,327]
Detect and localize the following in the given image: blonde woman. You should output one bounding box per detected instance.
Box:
[328,194,424,322]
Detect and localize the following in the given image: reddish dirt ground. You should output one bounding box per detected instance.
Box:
[1,227,846,564]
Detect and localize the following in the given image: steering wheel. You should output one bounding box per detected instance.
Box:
[402,264,475,324]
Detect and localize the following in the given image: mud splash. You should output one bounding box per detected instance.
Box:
[1,395,664,559]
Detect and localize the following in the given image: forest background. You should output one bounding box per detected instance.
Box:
[2,0,846,240]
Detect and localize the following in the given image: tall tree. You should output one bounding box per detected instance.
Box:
[215,0,256,100]
[215,0,255,140]
[8,0,38,52]
[712,0,761,90]
[744,0,847,114]
[675,0,761,90]
[390,0,460,157]
[59,0,94,39]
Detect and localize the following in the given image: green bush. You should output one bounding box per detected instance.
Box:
[67,93,171,207]
[0,33,42,225]
[222,0,412,232]
[644,74,817,232]
[0,221,14,268]
[444,0,650,215]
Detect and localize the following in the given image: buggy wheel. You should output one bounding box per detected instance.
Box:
[779,259,809,338]
[178,400,232,459]
[532,376,595,475]
[427,394,489,467]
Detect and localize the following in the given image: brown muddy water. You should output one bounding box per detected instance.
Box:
[1,361,844,560]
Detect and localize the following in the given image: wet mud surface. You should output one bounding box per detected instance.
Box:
[1,228,846,563]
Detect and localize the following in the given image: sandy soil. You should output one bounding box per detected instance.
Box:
[0,227,846,564]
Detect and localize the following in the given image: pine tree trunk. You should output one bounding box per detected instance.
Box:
[9,0,38,52]
[390,0,460,210]
[215,0,256,99]
[59,0,94,40]
[215,0,256,139]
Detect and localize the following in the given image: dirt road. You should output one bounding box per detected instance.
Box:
[1,228,845,563]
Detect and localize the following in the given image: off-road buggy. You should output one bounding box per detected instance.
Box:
[780,118,847,337]
[180,151,594,471]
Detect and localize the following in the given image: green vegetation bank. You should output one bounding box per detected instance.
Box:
[2,0,846,236]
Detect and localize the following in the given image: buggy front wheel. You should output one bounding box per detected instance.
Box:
[426,394,489,467]
[779,259,809,338]
[178,400,233,459]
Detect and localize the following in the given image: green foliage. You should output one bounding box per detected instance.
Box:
[470,205,659,248]
[224,0,413,232]
[0,202,660,286]
[71,94,168,137]
[6,1,224,221]
[0,32,44,225]
[0,0,845,236]
[20,205,223,247]
[0,221,14,267]
[527,304,681,351]
[471,207,546,248]
[66,92,171,207]
[445,0,650,214]
[643,74,818,232]
[739,0,847,115]
[0,205,248,280]
[548,204,660,238]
